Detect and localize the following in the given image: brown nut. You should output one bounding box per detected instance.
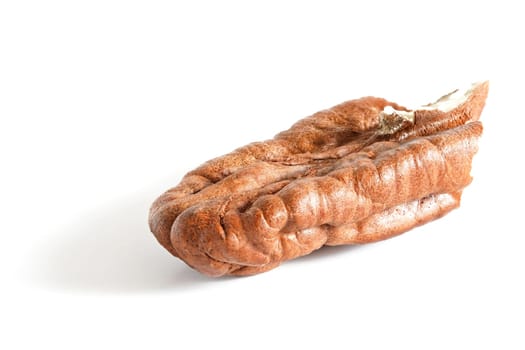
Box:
[149,82,488,276]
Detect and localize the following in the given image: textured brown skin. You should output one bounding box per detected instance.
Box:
[149,82,488,276]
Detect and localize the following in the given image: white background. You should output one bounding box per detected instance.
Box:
[1,1,524,349]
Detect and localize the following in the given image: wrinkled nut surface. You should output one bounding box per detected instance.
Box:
[149,82,489,276]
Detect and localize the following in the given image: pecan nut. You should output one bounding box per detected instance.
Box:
[149,82,488,276]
